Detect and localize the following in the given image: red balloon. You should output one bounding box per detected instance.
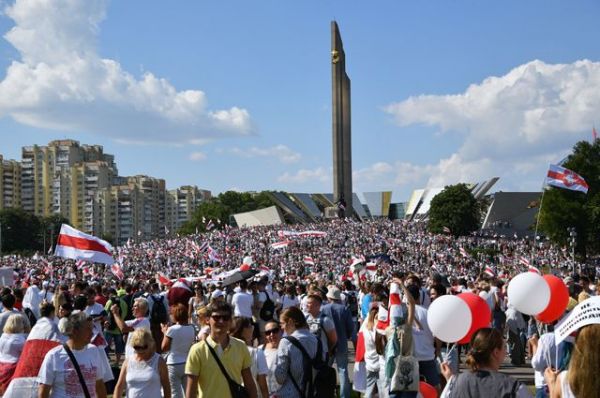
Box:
[536,275,569,324]
[457,292,491,344]
[239,263,251,272]
[419,381,438,398]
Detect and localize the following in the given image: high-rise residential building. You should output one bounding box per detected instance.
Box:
[21,140,117,221]
[165,185,212,232]
[95,183,143,246]
[7,138,211,245]
[0,155,21,210]
[127,175,166,241]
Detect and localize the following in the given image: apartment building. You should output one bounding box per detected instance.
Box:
[165,185,212,232]
[0,155,21,210]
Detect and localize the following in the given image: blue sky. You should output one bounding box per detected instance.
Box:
[1,0,600,203]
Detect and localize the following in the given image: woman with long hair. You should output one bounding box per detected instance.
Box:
[545,324,600,398]
[362,301,388,398]
[440,328,531,397]
[231,317,269,398]
[261,320,282,395]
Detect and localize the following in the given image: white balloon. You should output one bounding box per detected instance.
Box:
[507,272,551,315]
[427,295,472,343]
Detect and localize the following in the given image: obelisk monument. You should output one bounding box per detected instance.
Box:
[331,21,352,217]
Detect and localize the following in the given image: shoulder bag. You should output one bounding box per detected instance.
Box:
[63,344,92,398]
[205,341,250,398]
[389,327,420,392]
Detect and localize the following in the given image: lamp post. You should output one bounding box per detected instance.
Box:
[568,227,577,273]
[0,220,2,256]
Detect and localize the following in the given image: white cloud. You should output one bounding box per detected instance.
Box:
[221,144,301,163]
[189,151,207,161]
[0,0,252,144]
[277,167,330,184]
[383,59,600,195]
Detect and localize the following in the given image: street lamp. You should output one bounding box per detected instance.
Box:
[568,227,577,273]
[0,221,2,256]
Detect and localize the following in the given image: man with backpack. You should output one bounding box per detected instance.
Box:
[304,294,337,363]
[145,282,169,353]
[321,286,355,398]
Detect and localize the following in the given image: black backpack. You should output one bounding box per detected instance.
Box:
[24,307,37,328]
[285,336,337,398]
[150,295,168,324]
[345,291,358,316]
[260,292,275,321]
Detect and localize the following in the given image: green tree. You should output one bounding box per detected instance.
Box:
[0,208,42,254]
[179,191,275,235]
[539,140,600,259]
[428,183,480,236]
[39,214,70,253]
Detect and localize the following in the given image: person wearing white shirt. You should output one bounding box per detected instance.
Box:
[111,297,151,359]
[232,280,254,319]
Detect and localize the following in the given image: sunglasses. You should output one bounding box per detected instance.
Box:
[133,345,148,351]
[265,328,280,335]
[211,314,232,322]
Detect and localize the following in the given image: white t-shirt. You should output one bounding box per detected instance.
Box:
[280,295,299,309]
[232,291,254,318]
[412,305,435,361]
[165,324,195,364]
[38,344,113,398]
[362,326,381,372]
[125,318,151,358]
[0,332,27,363]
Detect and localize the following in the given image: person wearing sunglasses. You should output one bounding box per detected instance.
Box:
[185,301,257,398]
[113,328,170,398]
[260,321,282,396]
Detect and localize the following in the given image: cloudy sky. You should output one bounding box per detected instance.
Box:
[1,0,599,202]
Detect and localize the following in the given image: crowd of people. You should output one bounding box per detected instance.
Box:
[0,219,597,397]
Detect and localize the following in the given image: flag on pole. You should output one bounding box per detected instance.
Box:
[594,126,598,142]
[546,164,589,194]
[206,220,215,231]
[207,246,221,263]
[442,226,451,234]
[111,263,124,280]
[483,265,496,278]
[303,256,315,265]
[54,224,114,265]
[459,247,470,258]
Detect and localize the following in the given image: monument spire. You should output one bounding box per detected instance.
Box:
[331,21,352,218]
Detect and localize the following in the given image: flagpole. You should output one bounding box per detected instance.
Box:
[532,177,548,264]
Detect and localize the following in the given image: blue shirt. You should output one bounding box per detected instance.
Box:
[321,302,356,353]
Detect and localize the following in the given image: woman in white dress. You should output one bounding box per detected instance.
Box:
[113,329,170,398]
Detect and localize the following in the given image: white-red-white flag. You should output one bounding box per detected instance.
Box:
[483,265,496,278]
[303,256,315,265]
[459,247,470,258]
[270,240,291,250]
[111,263,124,280]
[519,256,530,267]
[54,224,114,265]
[528,265,541,275]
